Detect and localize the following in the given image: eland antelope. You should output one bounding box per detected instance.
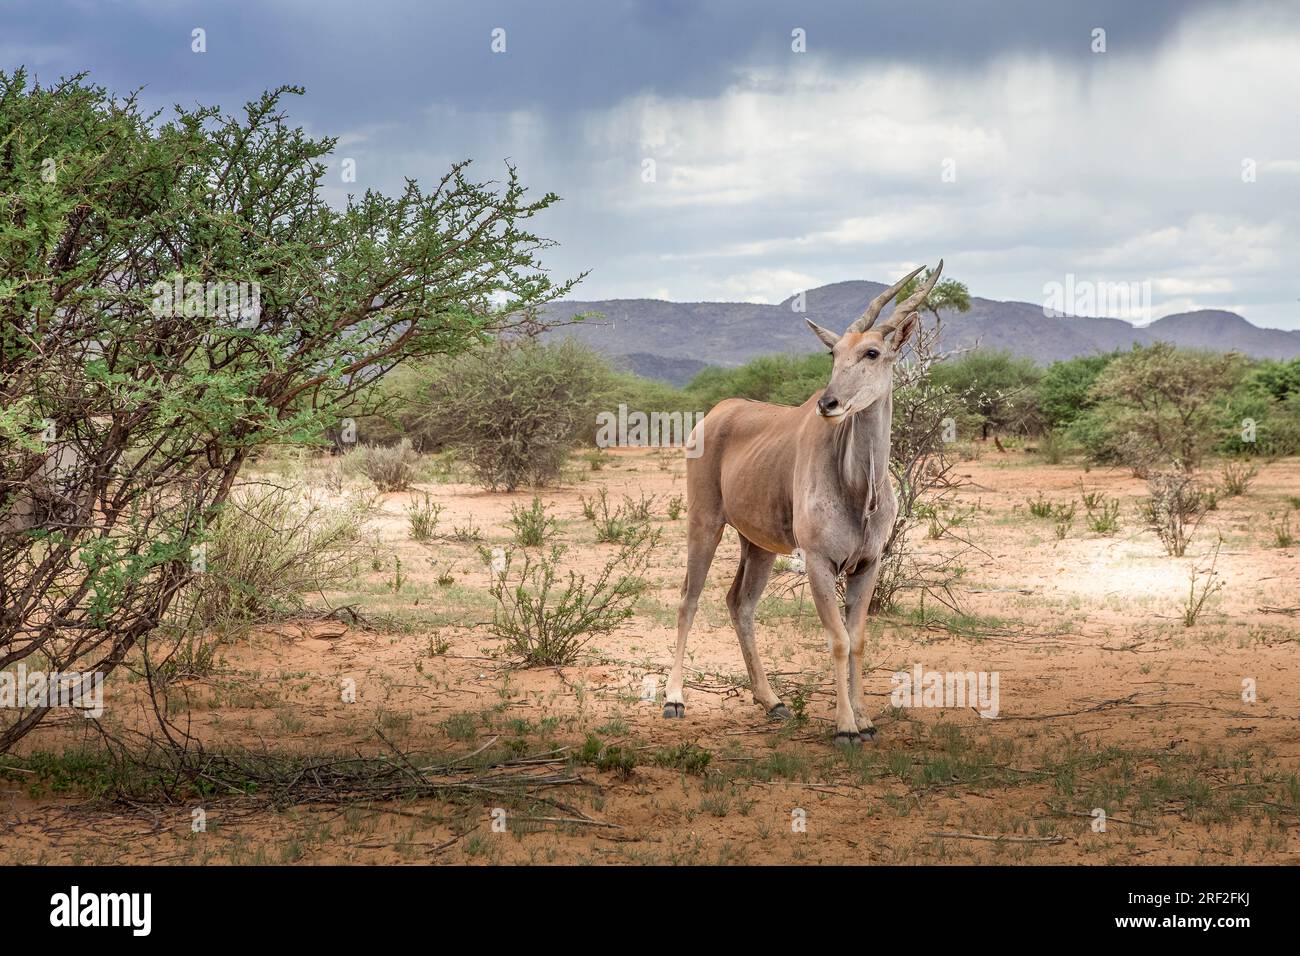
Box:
[663,262,944,746]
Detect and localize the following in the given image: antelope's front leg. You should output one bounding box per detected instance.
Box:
[806,554,861,747]
[844,558,880,740]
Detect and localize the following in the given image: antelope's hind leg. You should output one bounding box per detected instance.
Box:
[664,517,723,718]
[726,537,788,719]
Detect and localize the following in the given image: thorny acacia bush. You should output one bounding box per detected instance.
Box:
[1076,342,1244,475]
[871,321,972,613]
[487,527,659,666]
[403,338,613,491]
[0,71,577,752]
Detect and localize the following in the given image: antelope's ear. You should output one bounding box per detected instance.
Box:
[888,312,920,351]
[805,319,840,351]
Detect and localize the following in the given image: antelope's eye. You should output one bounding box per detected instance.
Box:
[865,348,880,360]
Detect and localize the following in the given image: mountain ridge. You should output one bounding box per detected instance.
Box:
[540,281,1300,385]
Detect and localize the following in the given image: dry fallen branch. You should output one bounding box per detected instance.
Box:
[516,816,624,829]
[73,731,610,833]
[991,693,1141,721]
[927,831,1067,845]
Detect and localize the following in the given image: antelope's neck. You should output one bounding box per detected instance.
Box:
[835,393,892,509]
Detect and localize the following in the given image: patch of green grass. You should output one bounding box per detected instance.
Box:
[439,711,481,742]
[652,742,713,775]
[895,605,1012,638]
[574,733,638,779]
[1268,512,1294,548]
[0,749,132,799]
[595,716,629,736]
[745,749,813,783]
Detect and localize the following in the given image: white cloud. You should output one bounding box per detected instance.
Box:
[705,268,825,304]
[546,5,1300,328]
[318,2,1300,329]
[1153,277,1235,295]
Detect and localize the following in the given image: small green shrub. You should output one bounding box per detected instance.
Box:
[1141,471,1204,557]
[348,439,418,493]
[580,487,653,544]
[170,485,370,638]
[486,529,658,666]
[1053,504,1075,540]
[1269,512,1294,548]
[1027,493,1054,519]
[576,734,638,779]
[410,340,613,491]
[653,742,712,775]
[622,491,657,524]
[1080,491,1121,534]
[405,492,442,541]
[448,518,482,543]
[1220,459,1258,497]
[509,496,558,547]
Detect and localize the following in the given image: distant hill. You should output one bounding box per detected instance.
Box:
[612,352,710,384]
[541,281,1300,385]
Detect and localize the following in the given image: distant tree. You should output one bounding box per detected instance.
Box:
[1241,357,1300,403]
[685,353,831,410]
[604,371,699,423]
[1037,353,1118,431]
[1219,357,1300,457]
[894,268,971,335]
[412,339,612,490]
[930,350,1042,438]
[1076,343,1245,473]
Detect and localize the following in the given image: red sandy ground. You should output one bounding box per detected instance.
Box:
[2,448,1296,864]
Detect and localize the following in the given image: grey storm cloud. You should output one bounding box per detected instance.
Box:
[8,1,1227,115]
[5,0,1299,328]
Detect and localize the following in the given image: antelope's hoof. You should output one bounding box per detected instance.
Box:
[767,703,793,721]
[662,702,685,719]
[834,731,863,749]
[857,726,878,743]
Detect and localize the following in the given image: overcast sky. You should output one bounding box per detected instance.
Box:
[7,0,1300,328]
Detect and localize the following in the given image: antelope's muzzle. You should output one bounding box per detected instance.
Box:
[816,395,844,418]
